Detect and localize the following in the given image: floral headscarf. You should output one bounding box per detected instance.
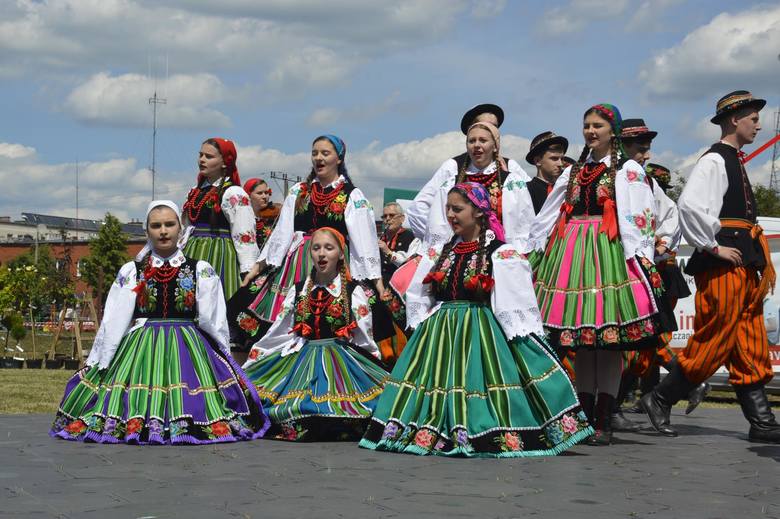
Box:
[451,182,506,242]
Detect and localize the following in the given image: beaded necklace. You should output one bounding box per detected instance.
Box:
[309,181,345,215]
[142,259,180,317]
[183,186,218,222]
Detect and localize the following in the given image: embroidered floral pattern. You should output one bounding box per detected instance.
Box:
[625,168,647,184]
[626,208,656,238]
[277,422,308,441]
[199,265,216,278]
[237,311,261,335]
[496,249,523,260]
[504,179,526,191]
[173,264,196,312]
[414,428,435,449]
[115,271,131,288]
[495,431,524,452]
[556,319,657,349]
[353,199,370,210]
[227,194,250,208]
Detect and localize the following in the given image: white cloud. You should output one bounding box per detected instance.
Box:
[471,0,507,19]
[626,0,684,31]
[0,143,36,160]
[538,0,628,35]
[64,72,231,128]
[0,142,188,221]
[640,5,780,100]
[684,105,779,145]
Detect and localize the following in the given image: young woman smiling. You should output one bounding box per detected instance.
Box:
[528,104,671,445]
[51,201,269,445]
[360,182,592,457]
[242,228,389,441]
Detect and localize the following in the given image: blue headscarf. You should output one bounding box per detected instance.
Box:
[320,134,346,160]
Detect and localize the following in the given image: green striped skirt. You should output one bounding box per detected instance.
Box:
[50,319,269,445]
[534,218,664,351]
[183,224,241,300]
[359,301,592,457]
[244,338,390,441]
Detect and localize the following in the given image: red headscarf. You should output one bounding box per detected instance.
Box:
[197,137,241,187]
[243,178,264,196]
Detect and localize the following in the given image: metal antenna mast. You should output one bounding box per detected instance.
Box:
[149,90,167,200]
[770,109,780,193]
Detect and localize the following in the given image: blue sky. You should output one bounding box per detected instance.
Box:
[1,0,779,221]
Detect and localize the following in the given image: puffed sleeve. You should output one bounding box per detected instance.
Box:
[422,183,456,249]
[501,172,535,253]
[405,246,441,329]
[243,286,298,366]
[344,187,382,280]
[220,185,260,272]
[259,182,300,266]
[406,159,457,240]
[652,178,682,252]
[615,160,657,260]
[391,237,421,266]
[677,153,727,252]
[350,285,381,359]
[86,262,138,369]
[528,166,571,252]
[490,245,545,340]
[507,158,532,181]
[195,260,231,355]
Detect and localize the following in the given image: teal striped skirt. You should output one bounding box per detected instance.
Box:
[359,301,592,457]
[183,225,241,300]
[244,338,389,441]
[50,319,269,445]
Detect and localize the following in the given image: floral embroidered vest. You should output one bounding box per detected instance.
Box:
[290,279,363,340]
[294,181,356,239]
[424,238,503,302]
[183,183,232,231]
[132,258,199,319]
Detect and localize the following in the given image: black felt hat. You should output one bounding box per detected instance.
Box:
[711,90,766,124]
[460,104,504,134]
[525,131,569,165]
[620,118,658,140]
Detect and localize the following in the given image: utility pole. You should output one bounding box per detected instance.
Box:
[149,90,167,200]
[269,171,302,197]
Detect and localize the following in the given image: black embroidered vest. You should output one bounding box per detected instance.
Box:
[685,143,764,275]
[293,181,355,240]
[132,257,199,319]
[183,184,231,231]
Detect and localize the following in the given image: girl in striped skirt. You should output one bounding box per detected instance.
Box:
[181,138,259,301]
[528,104,672,445]
[242,227,389,441]
[50,201,269,445]
[360,182,592,457]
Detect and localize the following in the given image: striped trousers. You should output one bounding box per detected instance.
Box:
[677,266,774,386]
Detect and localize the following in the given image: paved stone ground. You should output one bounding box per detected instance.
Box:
[1,410,779,519]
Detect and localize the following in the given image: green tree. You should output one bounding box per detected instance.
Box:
[7,243,74,314]
[81,213,130,318]
[753,185,780,217]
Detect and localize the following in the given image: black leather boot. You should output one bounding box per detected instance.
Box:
[684,382,711,415]
[639,359,695,437]
[578,392,596,424]
[611,373,641,432]
[587,393,614,446]
[734,384,780,444]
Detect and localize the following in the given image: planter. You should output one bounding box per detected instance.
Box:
[25,359,43,369]
[63,359,82,371]
[1,357,24,369]
[45,359,63,369]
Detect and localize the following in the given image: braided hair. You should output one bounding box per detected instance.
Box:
[202,138,232,227]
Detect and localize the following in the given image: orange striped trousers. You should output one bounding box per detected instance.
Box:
[626,333,676,377]
[677,266,774,386]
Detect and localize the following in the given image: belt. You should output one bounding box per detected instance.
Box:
[720,218,776,299]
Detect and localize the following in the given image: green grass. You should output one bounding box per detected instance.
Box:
[0,370,72,414]
[2,331,96,360]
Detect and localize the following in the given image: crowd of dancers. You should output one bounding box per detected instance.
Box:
[49,89,780,454]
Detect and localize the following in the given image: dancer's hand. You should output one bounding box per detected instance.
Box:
[714,246,742,266]
[241,260,265,286]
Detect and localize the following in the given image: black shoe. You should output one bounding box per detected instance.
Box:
[684,382,711,415]
[734,384,780,444]
[586,393,614,446]
[611,410,641,432]
[640,360,695,437]
[624,401,645,414]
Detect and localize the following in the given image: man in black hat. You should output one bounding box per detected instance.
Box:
[525,131,569,214]
[641,91,780,443]
[613,121,708,431]
[406,103,533,249]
